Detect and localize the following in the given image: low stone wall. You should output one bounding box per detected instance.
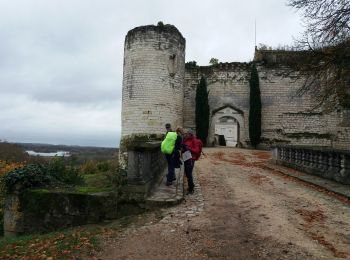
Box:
[3,141,166,236]
[121,141,167,201]
[4,190,119,236]
[272,145,350,184]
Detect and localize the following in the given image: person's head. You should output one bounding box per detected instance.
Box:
[184,129,194,139]
[176,126,184,135]
[165,123,172,131]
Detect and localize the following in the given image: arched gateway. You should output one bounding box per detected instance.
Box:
[208,105,244,147]
[215,116,239,146]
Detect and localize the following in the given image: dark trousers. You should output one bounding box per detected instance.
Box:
[184,159,194,191]
[166,153,175,183]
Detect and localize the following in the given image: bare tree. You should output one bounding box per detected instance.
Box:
[288,0,350,109]
[289,0,350,46]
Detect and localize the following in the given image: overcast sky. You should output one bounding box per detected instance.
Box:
[0,0,304,147]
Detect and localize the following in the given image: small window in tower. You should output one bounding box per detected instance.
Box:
[168,54,177,77]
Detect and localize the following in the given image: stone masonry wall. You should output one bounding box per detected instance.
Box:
[184,57,350,149]
[121,25,185,137]
[121,141,167,202]
[4,190,119,236]
[258,64,331,147]
[256,50,350,149]
[184,63,250,146]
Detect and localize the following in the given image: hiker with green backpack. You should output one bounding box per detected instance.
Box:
[161,124,183,186]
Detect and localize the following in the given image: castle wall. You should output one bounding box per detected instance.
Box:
[119,23,350,155]
[121,25,185,137]
[258,64,332,147]
[184,59,350,149]
[184,63,250,146]
[256,51,350,149]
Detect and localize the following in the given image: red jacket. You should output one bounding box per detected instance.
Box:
[183,136,202,161]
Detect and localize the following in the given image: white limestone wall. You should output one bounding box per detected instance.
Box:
[184,62,350,149]
[258,65,330,147]
[258,64,350,149]
[184,63,250,146]
[121,25,185,137]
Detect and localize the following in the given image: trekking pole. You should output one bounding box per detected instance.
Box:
[175,162,181,196]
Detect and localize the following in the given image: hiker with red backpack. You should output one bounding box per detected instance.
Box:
[182,129,202,194]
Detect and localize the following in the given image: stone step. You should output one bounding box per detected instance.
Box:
[145,167,184,208]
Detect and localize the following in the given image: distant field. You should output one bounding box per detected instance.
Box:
[0,142,119,165]
[17,142,118,154]
[17,143,119,163]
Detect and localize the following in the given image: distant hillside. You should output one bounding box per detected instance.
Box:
[16,143,118,162]
[17,142,117,153]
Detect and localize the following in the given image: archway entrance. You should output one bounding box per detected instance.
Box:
[214,116,239,147]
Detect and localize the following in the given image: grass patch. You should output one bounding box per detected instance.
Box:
[28,174,115,194]
[75,186,113,194]
[0,226,101,259]
[75,173,114,194]
[82,174,111,188]
[0,212,150,259]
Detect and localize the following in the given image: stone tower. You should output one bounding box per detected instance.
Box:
[121,24,186,138]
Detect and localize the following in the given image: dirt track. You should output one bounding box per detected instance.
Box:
[98,148,350,259]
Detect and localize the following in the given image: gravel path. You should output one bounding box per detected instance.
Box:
[97,148,350,259]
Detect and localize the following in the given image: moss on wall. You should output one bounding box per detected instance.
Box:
[120,134,163,151]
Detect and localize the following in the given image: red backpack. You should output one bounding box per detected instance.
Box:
[191,137,202,161]
[184,136,203,161]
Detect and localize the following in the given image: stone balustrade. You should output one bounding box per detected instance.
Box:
[272,145,350,184]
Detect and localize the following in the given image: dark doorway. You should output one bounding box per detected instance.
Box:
[218,135,226,146]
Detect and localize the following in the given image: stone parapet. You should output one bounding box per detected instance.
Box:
[121,141,167,201]
[254,49,309,65]
[3,139,165,236]
[272,145,350,184]
[4,190,119,236]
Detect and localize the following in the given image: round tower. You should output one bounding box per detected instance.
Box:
[121,24,186,138]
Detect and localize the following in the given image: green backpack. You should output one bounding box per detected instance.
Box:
[161,132,177,154]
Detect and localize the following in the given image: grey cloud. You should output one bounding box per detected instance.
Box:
[0,0,304,146]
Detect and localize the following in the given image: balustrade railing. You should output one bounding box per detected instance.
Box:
[273,145,350,185]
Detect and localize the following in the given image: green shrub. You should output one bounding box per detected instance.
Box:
[97,161,110,172]
[105,167,126,189]
[46,157,84,185]
[81,160,98,175]
[3,159,84,194]
[3,164,57,193]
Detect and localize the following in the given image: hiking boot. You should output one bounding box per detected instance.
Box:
[166,181,172,186]
[186,189,194,195]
